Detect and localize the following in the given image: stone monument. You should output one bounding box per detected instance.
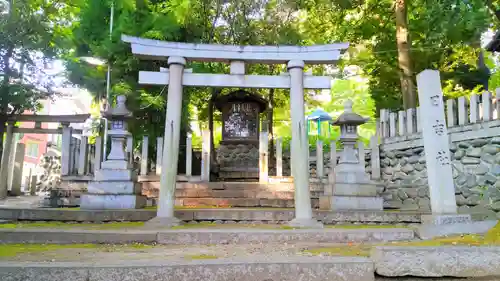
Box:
[415,70,497,239]
[214,90,267,180]
[320,100,383,210]
[80,95,146,209]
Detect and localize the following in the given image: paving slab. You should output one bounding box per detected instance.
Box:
[157,228,414,245]
[371,246,500,278]
[0,257,374,281]
[416,220,498,240]
[0,207,158,222]
[0,229,157,244]
[0,207,424,223]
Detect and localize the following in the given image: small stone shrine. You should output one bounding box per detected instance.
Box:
[214,90,267,180]
[321,100,383,210]
[80,95,146,209]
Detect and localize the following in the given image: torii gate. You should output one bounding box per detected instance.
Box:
[122,35,349,227]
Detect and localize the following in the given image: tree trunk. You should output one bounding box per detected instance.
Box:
[0,44,13,173]
[395,0,416,109]
[267,88,275,169]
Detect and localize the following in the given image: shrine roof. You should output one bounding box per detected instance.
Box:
[214,90,267,112]
[122,35,349,64]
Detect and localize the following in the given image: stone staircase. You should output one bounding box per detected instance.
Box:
[143,181,325,208]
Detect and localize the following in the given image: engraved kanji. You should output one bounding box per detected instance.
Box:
[432,120,445,136]
[436,150,450,166]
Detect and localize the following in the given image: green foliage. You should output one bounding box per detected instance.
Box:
[62,0,495,160]
[0,0,78,115]
[301,0,493,112]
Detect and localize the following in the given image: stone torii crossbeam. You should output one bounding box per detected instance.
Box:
[122,35,349,228]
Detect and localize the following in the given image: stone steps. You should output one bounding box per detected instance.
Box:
[173,197,320,208]
[0,227,414,244]
[174,189,323,199]
[0,207,424,223]
[156,228,414,244]
[0,257,374,281]
[174,197,305,208]
[141,181,326,199]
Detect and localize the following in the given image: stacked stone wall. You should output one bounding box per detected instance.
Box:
[368,120,500,218]
[36,155,62,192]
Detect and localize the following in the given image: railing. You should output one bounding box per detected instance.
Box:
[66,136,98,177]
[135,132,381,183]
[62,130,382,183]
[379,91,500,139]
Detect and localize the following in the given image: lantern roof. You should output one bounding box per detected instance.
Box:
[331,100,368,126]
[102,95,133,119]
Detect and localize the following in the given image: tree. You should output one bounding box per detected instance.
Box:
[300,0,492,112]
[0,0,77,172]
[395,0,416,109]
[65,0,308,167]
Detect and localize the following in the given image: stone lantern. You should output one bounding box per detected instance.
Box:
[319,100,383,211]
[333,100,368,164]
[102,95,132,164]
[80,95,146,209]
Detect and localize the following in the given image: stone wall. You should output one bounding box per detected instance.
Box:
[371,119,500,218]
[36,155,62,192]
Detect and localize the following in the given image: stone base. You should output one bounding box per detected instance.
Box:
[333,183,382,197]
[87,182,141,194]
[421,214,471,225]
[39,188,85,208]
[372,246,500,277]
[417,214,497,239]
[94,169,137,181]
[288,218,324,229]
[0,257,374,281]
[101,160,133,170]
[145,216,182,228]
[329,196,383,211]
[80,194,146,209]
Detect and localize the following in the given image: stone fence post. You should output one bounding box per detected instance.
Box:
[186,134,192,178]
[140,136,148,176]
[156,137,163,176]
[369,135,381,180]
[201,129,211,182]
[276,137,283,177]
[259,122,269,183]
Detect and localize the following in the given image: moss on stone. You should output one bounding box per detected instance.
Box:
[304,222,500,257]
[0,244,99,258]
[170,222,296,230]
[0,243,154,258]
[184,254,218,260]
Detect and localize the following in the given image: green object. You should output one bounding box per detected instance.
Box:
[317,119,321,139]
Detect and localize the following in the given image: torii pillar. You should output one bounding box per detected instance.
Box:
[147,56,186,227]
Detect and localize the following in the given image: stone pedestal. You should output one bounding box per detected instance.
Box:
[323,162,384,211]
[81,151,146,210]
[322,100,383,211]
[217,142,259,180]
[80,95,146,210]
